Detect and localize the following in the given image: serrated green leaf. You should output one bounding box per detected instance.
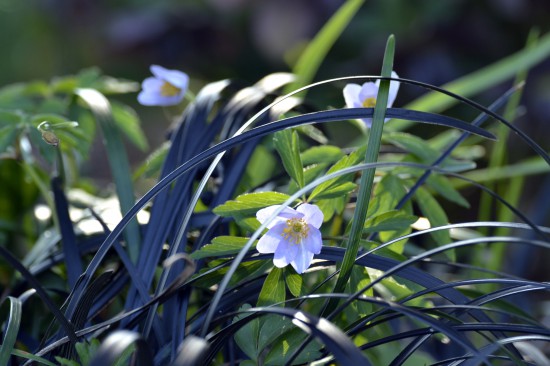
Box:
[190,236,255,260]
[308,144,366,201]
[363,210,417,233]
[258,315,293,355]
[348,266,373,316]
[285,268,303,297]
[288,163,328,195]
[311,181,356,200]
[415,186,454,260]
[316,196,346,222]
[257,267,285,307]
[213,191,295,218]
[0,125,20,153]
[193,260,271,289]
[273,129,304,188]
[300,145,344,166]
[0,109,23,125]
[111,101,148,151]
[234,304,260,361]
[384,132,437,163]
[263,328,321,365]
[427,174,470,208]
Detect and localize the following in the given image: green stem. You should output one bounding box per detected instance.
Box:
[327,35,395,313]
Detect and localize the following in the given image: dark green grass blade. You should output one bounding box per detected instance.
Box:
[51,176,82,287]
[88,330,153,366]
[0,246,78,345]
[75,88,141,262]
[206,307,370,365]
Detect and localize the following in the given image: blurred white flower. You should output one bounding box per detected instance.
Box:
[256,203,323,274]
[137,65,188,106]
[343,71,400,128]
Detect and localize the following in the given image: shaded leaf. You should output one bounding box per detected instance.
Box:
[257,267,285,307]
[273,129,304,188]
[190,236,256,260]
[213,191,296,218]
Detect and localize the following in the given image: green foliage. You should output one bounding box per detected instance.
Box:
[273,129,304,188]
[213,191,297,218]
[190,236,256,259]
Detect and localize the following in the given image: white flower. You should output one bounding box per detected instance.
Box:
[256,203,324,274]
[137,65,189,106]
[343,71,400,128]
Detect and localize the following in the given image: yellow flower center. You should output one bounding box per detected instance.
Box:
[362,97,377,108]
[160,81,181,97]
[281,218,309,244]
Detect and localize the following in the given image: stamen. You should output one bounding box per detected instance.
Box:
[362,97,377,108]
[281,217,309,244]
[160,81,181,97]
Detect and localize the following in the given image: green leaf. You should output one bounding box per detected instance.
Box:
[273,129,304,188]
[0,125,20,153]
[263,328,321,365]
[284,0,365,94]
[133,142,169,180]
[308,144,366,201]
[311,181,356,200]
[300,145,344,166]
[111,101,148,151]
[257,267,285,307]
[234,304,260,362]
[288,163,328,195]
[348,267,373,316]
[384,132,437,163]
[0,109,23,125]
[426,174,470,208]
[316,196,346,222]
[193,260,271,289]
[190,236,255,260]
[285,267,304,297]
[363,210,417,233]
[0,297,22,366]
[415,186,454,260]
[213,191,296,218]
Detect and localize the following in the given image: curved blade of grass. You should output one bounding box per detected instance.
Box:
[330,34,394,313]
[0,246,78,345]
[0,296,22,365]
[88,330,153,366]
[284,0,364,94]
[51,176,81,288]
[75,88,141,263]
[389,30,550,128]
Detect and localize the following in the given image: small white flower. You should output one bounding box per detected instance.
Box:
[343,71,400,128]
[256,203,324,274]
[137,65,189,106]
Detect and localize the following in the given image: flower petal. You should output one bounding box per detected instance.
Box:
[387,71,400,108]
[273,239,298,268]
[290,245,314,274]
[343,83,362,108]
[150,65,189,89]
[256,205,301,229]
[358,82,379,103]
[303,226,322,254]
[256,223,285,254]
[296,203,323,228]
[141,77,163,91]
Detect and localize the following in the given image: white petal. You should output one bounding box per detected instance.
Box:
[256,223,285,254]
[303,226,322,254]
[290,245,314,274]
[137,91,165,106]
[150,65,189,89]
[141,77,163,91]
[343,84,362,108]
[296,203,323,228]
[358,82,378,102]
[273,239,298,268]
[256,205,300,229]
[387,71,400,108]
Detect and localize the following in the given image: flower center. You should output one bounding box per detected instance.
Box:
[160,81,181,97]
[362,97,377,108]
[281,218,309,244]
